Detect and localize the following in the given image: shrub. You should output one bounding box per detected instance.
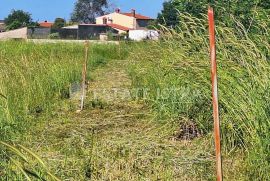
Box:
[48,32,60,39]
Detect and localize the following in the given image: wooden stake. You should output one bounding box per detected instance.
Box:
[208,7,223,181]
[77,41,89,113]
[0,93,7,99]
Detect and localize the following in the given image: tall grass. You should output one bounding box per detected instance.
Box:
[128,14,270,180]
[0,41,123,138]
[0,141,61,180]
[0,41,127,179]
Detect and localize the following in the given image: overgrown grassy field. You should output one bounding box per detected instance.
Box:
[0,41,123,134]
[0,41,126,179]
[0,14,269,180]
[128,14,270,180]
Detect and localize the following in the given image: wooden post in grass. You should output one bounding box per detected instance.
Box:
[77,41,89,112]
[208,7,223,181]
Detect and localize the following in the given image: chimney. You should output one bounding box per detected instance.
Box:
[45,20,48,23]
[115,8,120,13]
[131,9,136,17]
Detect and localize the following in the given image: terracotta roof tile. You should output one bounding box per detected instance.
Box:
[80,23,131,31]
[39,21,53,28]
[107,24,132,31]
[121,13,152,20]
[80,24,107,26]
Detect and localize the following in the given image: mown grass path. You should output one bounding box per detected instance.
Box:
[22,59,217,181]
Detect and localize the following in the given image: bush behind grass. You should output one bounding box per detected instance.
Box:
[128,14,270,180]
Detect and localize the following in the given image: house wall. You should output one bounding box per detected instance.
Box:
[0,27,27,40]
[79,25,107,39]
[129,30,159,41]
[129,30,148,41]
[27,28,51,39]
[59,29,78,39]
[0,23,5,32]
[96,12,135,29]
[78,25,118,40]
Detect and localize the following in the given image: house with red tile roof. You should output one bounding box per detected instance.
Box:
[95,9,153,33]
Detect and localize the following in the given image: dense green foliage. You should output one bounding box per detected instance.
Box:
[52,18,66,29]
[71,0,109,23]
[157,1,180,28]
[157,0,270,31]
[4,10,38,30]
[129,14,270,180]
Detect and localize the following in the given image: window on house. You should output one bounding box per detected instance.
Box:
[103,18,107,24]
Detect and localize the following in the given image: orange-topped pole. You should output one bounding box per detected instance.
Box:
[208,7,223,181]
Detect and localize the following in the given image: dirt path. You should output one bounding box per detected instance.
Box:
[22,59,214,180]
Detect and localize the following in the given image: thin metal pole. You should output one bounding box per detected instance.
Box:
[208,7,223,181]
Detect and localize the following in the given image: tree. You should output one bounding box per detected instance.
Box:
[52,18,66,29]
[4,10,33,30]
[157,0,270,29]
[157,1,180,28]
[71,0,109,23]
